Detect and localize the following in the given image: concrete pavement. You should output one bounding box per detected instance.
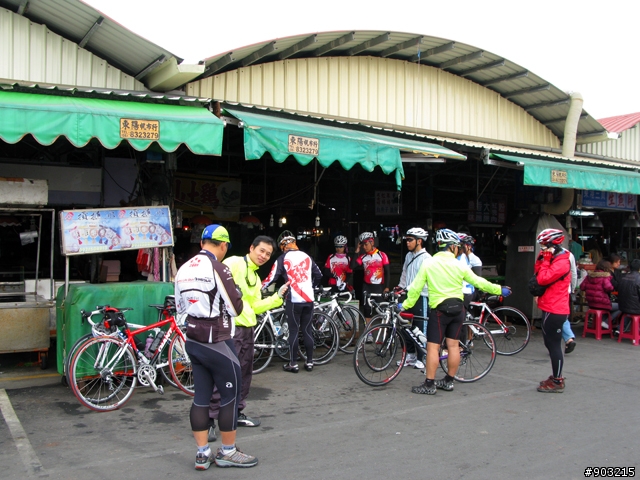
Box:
[0,326,638,479]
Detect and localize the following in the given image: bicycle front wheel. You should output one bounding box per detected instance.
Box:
[298,312,339,365]
[252,324,275,374]
[69,336,137,411]
[335,305,365,354]
[353,324,405,386]
[439,321,496,383]
[486,306,531,355]
[168,334,194,396]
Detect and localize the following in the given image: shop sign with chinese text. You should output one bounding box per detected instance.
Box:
[288,135,319,155]
[120,119,160,140]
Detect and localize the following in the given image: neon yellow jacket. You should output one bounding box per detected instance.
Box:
[404,251,502,310]
[223,255,283,327]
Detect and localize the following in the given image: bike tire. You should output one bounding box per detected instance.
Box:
[157,338,178,389]
[439,321,495,383]
[485,306,531,355]
[353,323,405,386]
[69,336,137,411]
[298,311,339,365]
[63,332,93,386]
[168,333,194,396]
[335,305,365,354]
[252,323,275,374]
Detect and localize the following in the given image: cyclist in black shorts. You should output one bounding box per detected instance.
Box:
[402,229,511,395]
[351,232,391,325]
[174,224,258,470]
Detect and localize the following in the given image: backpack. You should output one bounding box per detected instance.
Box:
[528,271,568,297]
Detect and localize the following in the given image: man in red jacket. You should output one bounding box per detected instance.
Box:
[533,228,571,393]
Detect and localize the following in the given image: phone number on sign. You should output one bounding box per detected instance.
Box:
[584,467,635,477]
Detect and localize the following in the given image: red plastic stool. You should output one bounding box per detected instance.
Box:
[582,309,613,340]
[618,314,640,346]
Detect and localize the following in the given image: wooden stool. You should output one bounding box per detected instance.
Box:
[582,309,613,340]
[618,314,640,346]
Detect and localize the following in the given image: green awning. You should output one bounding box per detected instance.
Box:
[492,153,640,195]
[225,108,466,190]
[0,90,224,155]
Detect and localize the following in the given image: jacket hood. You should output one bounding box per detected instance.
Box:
[588,270,611,278]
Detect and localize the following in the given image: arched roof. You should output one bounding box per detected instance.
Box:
[0,0,180,80]
[199,31,605,142]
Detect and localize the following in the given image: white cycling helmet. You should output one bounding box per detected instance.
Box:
[435,228,460,246]
[277,230,296,249]
[334,235,348,247]
[359,232,375,243]
[404,227,428,240]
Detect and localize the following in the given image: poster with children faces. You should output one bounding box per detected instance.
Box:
[59,206,174,256]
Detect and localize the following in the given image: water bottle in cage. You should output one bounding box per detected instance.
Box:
[273,319,282,336]
[149,328,163,353]
[412,326,427,347]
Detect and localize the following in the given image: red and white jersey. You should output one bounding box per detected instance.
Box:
[325,253,352,289]
[263,249,322,303]
[355,248,389,285]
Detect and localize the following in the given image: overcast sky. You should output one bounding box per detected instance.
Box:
[85,0,639,120]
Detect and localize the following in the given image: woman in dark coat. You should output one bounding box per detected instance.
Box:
[580,260,621,327]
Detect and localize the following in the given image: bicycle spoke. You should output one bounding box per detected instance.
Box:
[353,324,405,386]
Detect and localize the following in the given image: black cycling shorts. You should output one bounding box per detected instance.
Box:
[427,309,465,345]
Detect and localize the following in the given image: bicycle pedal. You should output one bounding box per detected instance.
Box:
[156,385,164,395]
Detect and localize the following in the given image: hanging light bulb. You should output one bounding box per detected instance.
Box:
[587,214,604,228]
[269,214,274,227]
[281,216,287,225]
[315,216,320,227]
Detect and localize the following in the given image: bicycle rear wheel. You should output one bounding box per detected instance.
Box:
[298,312,339,365]
[62,332,92,386]
[168,334,194,396]
[69,336,137,411]
[252,324,275,374]
[353,324,405,386]
[439,321,495,383]
[335,305,365,354]
[485,306,531,355]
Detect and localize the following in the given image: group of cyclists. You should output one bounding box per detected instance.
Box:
[173,221,571,471]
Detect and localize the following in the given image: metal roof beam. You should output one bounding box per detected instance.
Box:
[525,98,570,111]
[577,130,608,139]
[204,53,235,76]
[241,41,276,67]
[380,36,424,57]
[311,32,355,56]
[504,84,550,98]
[134,54,166,80]
[480,70,528,86]
[79,16,104,48]
[410,41,455,63]
[347,32,390,56]
[542,113,588,126]
[277,35,317,60]
[458,59,505,76]
[439,50,484,69]
[17,1,29,15]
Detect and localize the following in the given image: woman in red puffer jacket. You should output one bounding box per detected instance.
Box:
[533,228,571,394]
[580,259,621,326]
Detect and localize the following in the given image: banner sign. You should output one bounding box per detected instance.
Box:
[174,174,241,222]
[59,206,173,256]
[375,191,402,215]
[581,190,636,211]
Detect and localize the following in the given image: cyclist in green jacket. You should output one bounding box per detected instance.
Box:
[208,236,288,440]
[403,229,511,395]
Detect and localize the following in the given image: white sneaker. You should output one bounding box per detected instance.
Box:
[414,360,425,369]
[397,353,416,367]
[601,321,610,329]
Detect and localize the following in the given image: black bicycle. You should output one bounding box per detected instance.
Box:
[353,292,496,386]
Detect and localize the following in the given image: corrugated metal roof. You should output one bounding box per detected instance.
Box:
[0,79,213,105]
[223,102,639,172]
[0,0,180,80]
[200,31,606,143]
[598,112,640,134]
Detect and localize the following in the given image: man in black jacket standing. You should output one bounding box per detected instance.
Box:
[616,259,640,334]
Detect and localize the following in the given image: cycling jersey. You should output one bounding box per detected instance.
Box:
[404,251,501,310]
[223,255,283,328]
[175,250,243,342]
[324,253,352,289]
[457,254,474,295]
[263,249,322,303]
[352,248,390,286]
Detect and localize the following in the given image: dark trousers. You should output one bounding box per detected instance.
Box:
[209,325,254,419]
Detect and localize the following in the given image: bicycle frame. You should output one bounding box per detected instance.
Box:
[468,300,508,335]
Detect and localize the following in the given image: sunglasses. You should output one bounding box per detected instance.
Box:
[405,238,416,243]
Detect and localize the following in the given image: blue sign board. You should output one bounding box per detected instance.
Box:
[581,191,636,211]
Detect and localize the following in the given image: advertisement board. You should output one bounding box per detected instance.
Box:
[59,206,173,256]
